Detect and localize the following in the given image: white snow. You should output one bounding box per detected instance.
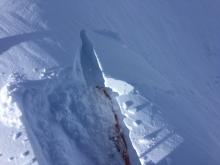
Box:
[0,0,220,165]
[105,77,134,95]
[0,76,23,128]
[104,77,183,164]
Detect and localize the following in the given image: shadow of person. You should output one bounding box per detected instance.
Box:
[0,31,50,55]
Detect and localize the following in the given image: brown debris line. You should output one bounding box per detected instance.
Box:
[113,112,131,165]
[96,86,112,100]
[96,86,131,165]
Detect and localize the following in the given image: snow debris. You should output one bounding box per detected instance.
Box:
[0,73,24,128]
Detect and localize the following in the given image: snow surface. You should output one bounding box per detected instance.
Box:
[0,33,182,165]
[0,0,220,165]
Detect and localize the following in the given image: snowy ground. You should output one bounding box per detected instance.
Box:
[0,31,183,165]
[0,0,220,165]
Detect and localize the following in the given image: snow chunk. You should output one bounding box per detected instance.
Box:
[104,77,134,95]
[0,74,23,128]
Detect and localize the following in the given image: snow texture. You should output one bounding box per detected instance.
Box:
[0,0,220,165]
[0,30,183,165]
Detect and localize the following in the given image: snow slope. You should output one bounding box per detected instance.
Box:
[0,30,183,165]
[0,0,220,164]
